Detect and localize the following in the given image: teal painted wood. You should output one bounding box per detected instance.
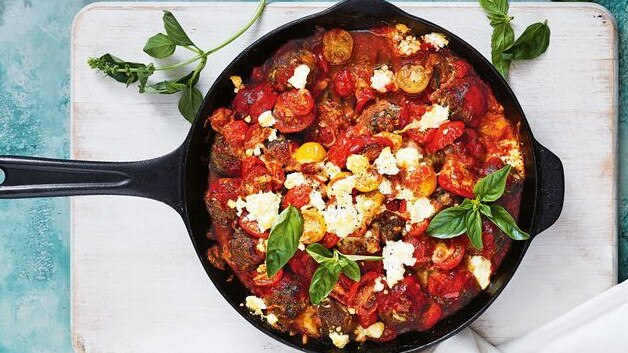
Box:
[0,0,624,352]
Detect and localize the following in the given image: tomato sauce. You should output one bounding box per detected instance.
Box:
[204,24,525,348]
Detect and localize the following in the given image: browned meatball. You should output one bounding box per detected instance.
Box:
[357,100,401,133]
[267,47,317,92]
[265,276,309,322]
[371,211,405,244]
[222,228,264,273]
[265,139,298,170]
[317,299,355,336]
[210,134,243,177]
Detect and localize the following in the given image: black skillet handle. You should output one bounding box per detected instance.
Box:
[0,146,186,215]
[531,140,565,235]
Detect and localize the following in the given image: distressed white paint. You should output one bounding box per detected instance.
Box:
[71,2,618,353]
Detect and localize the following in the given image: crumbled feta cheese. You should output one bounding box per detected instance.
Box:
[323,162,342,179]
[258,110,276,127]
[418,104,450,131]
[378,179,393,195]
[298,242,306,251]
[266,313,279,325]
[245,296,267,316]
[422,32,449,50]
[407,197,436,223]
[323,193,361,238]
[230,75,244,93]
[395,147,422,171]
[355,193,381,219]
[244,115,252,123]
[382,240,417,288]
[329,332,350,349]
[498,139,525,176]
[227,198,246,216]
[246,143,264,156]
[355,322,385,342]
[284,172,308,189]
[267,128,278,142]
[373,277,385,292]
[327,175,356,198]
[256,238,267,253]
[395,187,416,201]
[288,64,310,89]
[374,147,400,175]
[346,154,370,174]
[469,256,492,290]
[370,65,396,93]
[308,189,327,211]
[398,35,421,56]
[243,192,282,232]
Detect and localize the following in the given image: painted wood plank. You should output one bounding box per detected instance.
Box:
[70,2,618,352]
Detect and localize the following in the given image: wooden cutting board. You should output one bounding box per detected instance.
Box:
[70,2,618,353]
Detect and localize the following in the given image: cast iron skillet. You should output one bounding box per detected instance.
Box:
[0,0,564,351]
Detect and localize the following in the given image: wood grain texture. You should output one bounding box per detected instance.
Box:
[70,2,618,352]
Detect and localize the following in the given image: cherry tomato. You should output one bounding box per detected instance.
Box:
[300,209,327,244]
[463,83,489,123]
[417,300,443,331]
[207,107,234,133]
[406,236,435,269]
[427,270,474,300]
[282,185,312,209]
[404,165,437,197]
[253,265,283,287]
[355,84,375,113]
[377,276,424,327]
[329,274,354,306]
[208,178,242,208]
[431,240,466,271]
[288,250,318,283]
[322,28,354,64]
[232,83,278,119]
[453,59,472,79]
[438,155,477,198]
[320,232,340,248]
[238,214,269,239]
[347,136,395,158]
[265,161,286,191]
[333,68,355,98]
[275,89,315,116]
[243,124,271,150]
[396,64,430,94]
[348,272,381,327]
[221,120,248,147]
[425,121,465,153]
[405,128,437,145]
[458,128,484,159]
[241,156,265,176]
[243,165,273,194]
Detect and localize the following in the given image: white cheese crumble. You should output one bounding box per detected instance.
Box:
[398,35,421,56]
[284,172,308,189]
[418,104,450,131]
[242,191,282,232]
[378,179,393,195]
[327,175,356,198]
[469,256,492,290]
[346,154,370,174]
[422,32,449,50]
[245,296,267,316]
[407,197,436,223]
[245,143,264,156]
[258,110,276,127]
[244,115,252,123]
[382,240,417,288]
[323,193,361,238]
[266,313,279,325]
[374,147,400,175]
[355,322,385,341]
[227,198,246,216]
[329,332,350,349]
[256,238,267,253]
[288,64,310,89]
[373,277,385,292]
[498,139,524,176]
[323,162,342,179]
[395,147,422,171]
[308,189,327,211]
[267,128,278,142]
[395,187,416,201]
[229,75,244,93]
[370,65,396,93]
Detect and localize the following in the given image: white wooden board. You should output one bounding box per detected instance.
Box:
[70,2,618,353]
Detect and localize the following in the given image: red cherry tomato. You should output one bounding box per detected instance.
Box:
[355,85,375,113]
[454,59,472,79]
[253,266,283,287]
[320,233,340,248]
[405,128,437,145]
[221,120,249,146]
[437,155,477,198]
[431,239,466,271]
[288,250,318,283]
[329,274,354,306]
[265,161,286,191]
[241,156,266,176]
[427,270,474,300]
[282,185,312,209]
[274,109,316,134]
[333,68,355,98]
[347,272,381,327]
[275,89,315,116]
[417,300,443,331]
[232,83,278,119]
[243,165,273,194]
[208,178,242,208]
[463,83,488,123]
[238,214,269,239]
[425,121,465,153]
[406,236,435,269]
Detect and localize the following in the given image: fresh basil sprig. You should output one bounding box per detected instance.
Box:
[306,244,382,305]
[265,206,304,277]
[427,165,530,249]
[479,0,550,78]
[87,0,266,122]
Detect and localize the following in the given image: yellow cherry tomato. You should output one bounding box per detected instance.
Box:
[323,28,354,65]
[354,168,383,193]
[396,64,430,94]
[300,209,326,244]
[294,142,327,164]
[374,132,403,151]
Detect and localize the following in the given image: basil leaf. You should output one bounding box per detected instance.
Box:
[178,86,203,123]
[460,198,474,211]
[265,206,304,277]
[488,204,530,240]
[88,54,147,85]
[142,80,187,94]
[479,0,509,19]
[306,243,333,263]
[143,33,176,59]
[309,262,341,305]
[341,254,383,261]
[502,21,551,61]
[479,203,492,218]
[465,209,484,250]
[426,206,468,239]
[163,10,195,47]
[340,258,361,282]
[474,165,511,202]
[491,23,515,78]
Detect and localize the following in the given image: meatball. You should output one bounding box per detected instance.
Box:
[222,227,264,273]
[371,211,406,244]
[267,47,318,92]
[317,299,355,335]
[210,134,243,177]
[357,100,401,133]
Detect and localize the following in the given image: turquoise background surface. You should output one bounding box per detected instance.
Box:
[0,0,625,352]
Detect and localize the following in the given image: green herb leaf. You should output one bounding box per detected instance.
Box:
[341,254,383,261]
[309,262,341,305]
[265,206,304,277]
[479,203,492,218]
[340,258,361,282]
[474,165,511,202]
[466,209,484,250]
[479,0,509,19]
[87,54,148,85]
[306,243,333,263]
[502,21,551,61]
[426,206,468,238]
[162,10,195,47]
[143,33,176,58]
[491,22,515,77]
[178,86,203,123]
[488,204,530,240]
[142,80,187,94]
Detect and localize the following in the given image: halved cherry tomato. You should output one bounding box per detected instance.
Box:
[438,155,477,198]
[282,185,312,209]
[232,83,278,119]
[238,214,269,239]
[322,28,354,65]
[320,232,340,248]
[427,270,474,300]
[405,128,437,145]
[253,264,283,287]
[417,300,443,331]
[243,165,273,194]
[208,178,242,208]
[329,274,355,306]
[431,240,466,270]
[274,109,316,134]
[463,83,488,123]
[425,121,465,153]
[221,120,249,146]
[406,236,435,269]
[275,89,315,116]
[243,124,271,150]
[404,165,437,197]
[355,83,375,113]
[300,209,327,244]
[453,59,472,79]
[265,161,286,191]
[333,68,355,98]
[396,64,430,94]
[348,272,381,327]
[207,107,234,133]
[241,156,265,176]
